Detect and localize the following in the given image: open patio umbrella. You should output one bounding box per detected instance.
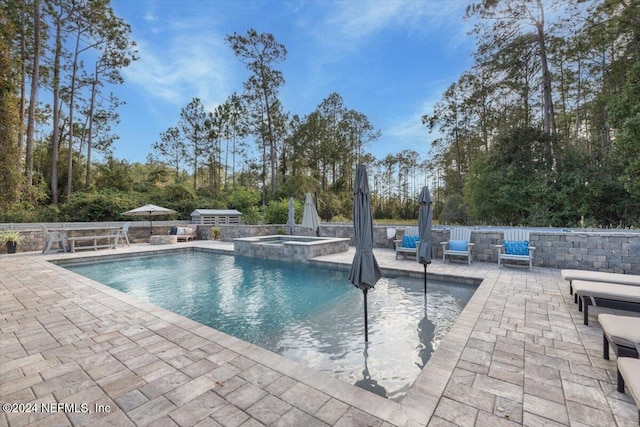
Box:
[122,204,176,235]
[417,186,433,294]
[349,164,382,342]
[301,192,320,236]
[286,197,296,235]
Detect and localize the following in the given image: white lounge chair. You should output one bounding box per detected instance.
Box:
[441,228,474,265]
[440,227,474,265]
[113,222,131,247]
[394,226,419,260]
[40,224,67,254]
[496,229,535,270]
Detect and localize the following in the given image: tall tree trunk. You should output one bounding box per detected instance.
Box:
[51,16,62,205]
[535,0,556,138]
[85,67,98,187]
[18,1,27,163]
[25,0,40,188]
[232,134,236,189]
[66,31,81,200]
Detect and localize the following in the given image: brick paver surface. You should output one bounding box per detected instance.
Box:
[0,241,637,426]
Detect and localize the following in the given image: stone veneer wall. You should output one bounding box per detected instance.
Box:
[431,229,640,273]
[0,224,189,254]
[233,238,350,263]
[222,225,640,273]
[2,223,638,273]
[221,224,394,249]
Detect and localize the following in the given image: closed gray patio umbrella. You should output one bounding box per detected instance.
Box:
[349,164,382,342]
[286,197,295,235]
[417,186,433,294]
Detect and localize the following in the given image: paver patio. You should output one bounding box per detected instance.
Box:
[0,241,637,426]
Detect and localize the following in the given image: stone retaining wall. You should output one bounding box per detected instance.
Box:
[222,225,640,273]
[2,223,638,273]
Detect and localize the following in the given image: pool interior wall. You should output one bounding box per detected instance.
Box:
[56,248,478,401]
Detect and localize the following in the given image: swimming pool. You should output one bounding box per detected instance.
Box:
[63,250,475,400]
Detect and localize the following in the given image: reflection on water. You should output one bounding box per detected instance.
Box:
[354,344,387,398]
[416,305,436,369]
[66,252,475,401]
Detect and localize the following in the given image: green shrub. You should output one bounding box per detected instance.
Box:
[160,184,198,219]
[0,202,39,223]
[241,206,263,224]
[263,198,302,224]
[439,194,472,225]
[61,191,136,222]
[211,227,221,239]
[227,186,261,212]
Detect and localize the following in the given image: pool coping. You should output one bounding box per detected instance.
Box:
[42,243,490,425]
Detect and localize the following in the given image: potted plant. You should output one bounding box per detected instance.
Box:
[211,227,221,240]
[0,230,22,254]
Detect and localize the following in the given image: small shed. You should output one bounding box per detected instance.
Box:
[190,209,242,226]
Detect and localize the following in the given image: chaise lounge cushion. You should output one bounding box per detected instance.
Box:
[572,280,640,304]
[562,269,640,286]
[598,313,640,353]
[618,357,640,411]
[504,240,529,255]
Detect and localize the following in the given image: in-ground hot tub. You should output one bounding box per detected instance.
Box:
[233,235,350,262]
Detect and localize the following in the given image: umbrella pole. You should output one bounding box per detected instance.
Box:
[423,265,427,294]
[364,289,369,342]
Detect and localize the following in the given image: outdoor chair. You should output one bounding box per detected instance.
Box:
[441,227,474,265]
[598,314,640,360]
[616,357,640,424]
[572,280,640,325]
[169,226,196,242]
[113,222,131,247]
[394,226,419,260]
[40,224,67,254]
[496,229,535,270]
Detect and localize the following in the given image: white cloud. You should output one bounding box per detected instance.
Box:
[121,0,242,114]
[309,0,469,52]
[380,80,453,160]
[123,31,237,112]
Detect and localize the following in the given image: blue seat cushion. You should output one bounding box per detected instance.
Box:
[449,240,468,251]
[504,240,529,255]
[402,235,419,248]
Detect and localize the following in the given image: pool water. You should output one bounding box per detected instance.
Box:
[65,251,475,400]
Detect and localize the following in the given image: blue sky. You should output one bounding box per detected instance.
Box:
[108,0,475,164]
